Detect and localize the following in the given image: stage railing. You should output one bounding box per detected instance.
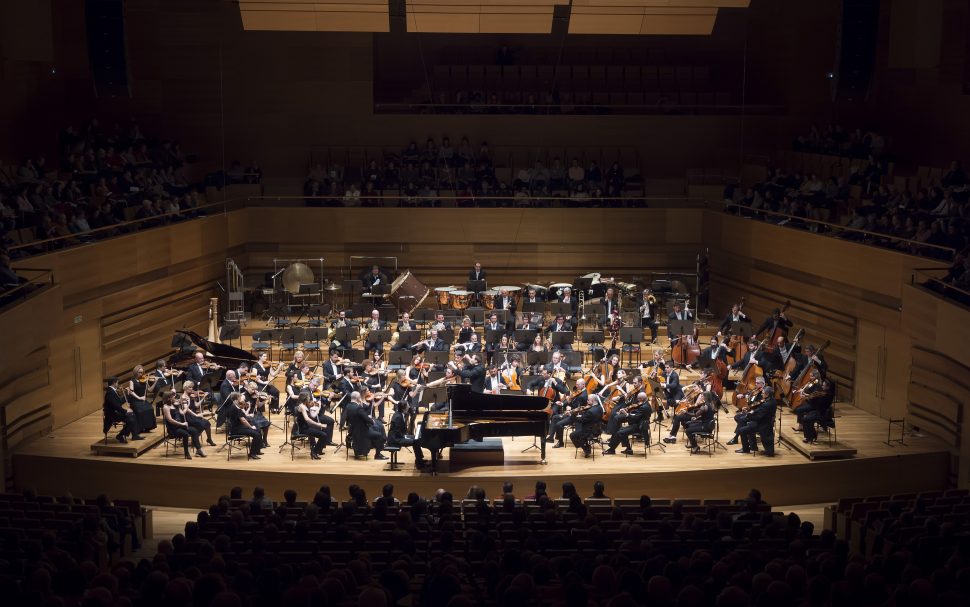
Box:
[373,102,786,116]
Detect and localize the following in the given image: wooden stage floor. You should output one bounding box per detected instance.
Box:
[13,403,950,509]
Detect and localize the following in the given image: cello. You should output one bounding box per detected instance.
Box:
[670,300,700,366]
[732,342,764,411]
[787,340,831,410]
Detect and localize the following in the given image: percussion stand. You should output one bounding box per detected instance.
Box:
[277,406,293,452]
[775,403,792,451]
[648,412,667,453]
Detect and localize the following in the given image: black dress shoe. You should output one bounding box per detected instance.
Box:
[374,454,388,460]
[248,454,261,460]
[116,433,127,444]
[726,437,738,445]
[545,437,555,443]
[206,439,217,446]
[621,449,635,456]
[196,451,207,458]
[690,446,701,454]
[184,453,192,460]
[554,441,564,448]
[327,442,338,447]
[762,452,775,457]
[310,453,321,460]
[735,448,750,454]
[603,448,616,455]
[131,435,144,441]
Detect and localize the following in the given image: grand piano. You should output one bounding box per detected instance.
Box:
[416,384,549,473]
[167,329,258,390]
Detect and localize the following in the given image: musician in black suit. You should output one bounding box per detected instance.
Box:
[730,340,779,375]
[387,400,426,467]
[414,329,447,354]
[322,350,343,384]
[697,336,728,372]
[103,377,142,443]
[666,302,694,346]
[526,367,568,396]
[788,344,828,381]
[523,288,542,305]
[544,350,569,379]
[602,287,620,317]
[559,287,578,321]
[468,262,486,282]
[392,312,418,351]
[483,366,506,394]
[755,307,792,340]
[661,367,683,409]
[718,303,748,335]
[545,378,587,446]
[362,309,389,358]
[570,393,605,458]
[797,371,835,443]
[495,288,516,333]
[774,335,800,365]
[639,290,660,344]
[216,370,239,428]
[227,392,264,459]
[185,351,217,405]
[736,381,776,456]
[604,391,651,455]
[546,314,573,351]
[517,314,539,332]
[430,312,453,333]
[345,391,386,459]
[452,353,485,393]
[365,265,388,288]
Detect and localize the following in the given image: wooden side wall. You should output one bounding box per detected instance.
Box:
[901,284,970,488]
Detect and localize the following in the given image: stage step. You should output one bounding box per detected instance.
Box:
[780,426,857,460]
[90,432,165,457]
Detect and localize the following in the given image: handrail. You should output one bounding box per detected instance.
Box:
[7,197,240,255]
[374,102,786,115]
[249,194,703,206]
[912,268,970,306]
[716,200,957,261]
[0,268,54,309]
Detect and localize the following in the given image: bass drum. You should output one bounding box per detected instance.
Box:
[481,290,498,310]
[391,271,430,315]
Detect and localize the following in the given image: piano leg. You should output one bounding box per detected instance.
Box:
[430,448,439,475]
[540,435,547,464]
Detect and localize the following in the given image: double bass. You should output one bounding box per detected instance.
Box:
[774,328,804,400]
[670,301,700,367]
[725,297,748,365]
[761,300,791,354]
[787,340,831,410]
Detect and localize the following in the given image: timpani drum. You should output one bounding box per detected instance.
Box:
[450,290,472,310]
[481,290,498,310]
[435,286,455,307]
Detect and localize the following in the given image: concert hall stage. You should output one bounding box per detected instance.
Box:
[13,405,950,509]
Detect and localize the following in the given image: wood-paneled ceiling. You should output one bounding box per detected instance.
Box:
[237,1,751,34]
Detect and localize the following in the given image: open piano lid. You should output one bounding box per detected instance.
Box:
[172,329,257,365]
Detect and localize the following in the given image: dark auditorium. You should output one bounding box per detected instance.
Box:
[2,0,970,605]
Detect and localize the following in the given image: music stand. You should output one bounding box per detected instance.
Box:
[527,351,550,368]
[619,327,642,366]
[171,332,195,355]
[551,331,574,350]
[484,329,503,345]
[491,309,509,324]
[332,326,358,349]
[343,280,363,308]
[466,279,486,293]
[378,305,397,322]
[438,328,455,345]
[522,302,544,315]
[219,322,242,351]
[425,351,449,366]
[366,330,392,348]
[396,330,419,350]
[352,302,372,320]
[268,303,290,329]
[514,329,537,346]
[414,308,436,326]
[730,321,753,338]
[465,307,485,324]
[581,330,605,364]
[549,302,571,318]
[584,303,606,319]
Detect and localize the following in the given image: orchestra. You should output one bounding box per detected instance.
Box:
[106,271,837,472]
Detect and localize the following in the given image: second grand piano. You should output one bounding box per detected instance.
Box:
[417,384,549,473]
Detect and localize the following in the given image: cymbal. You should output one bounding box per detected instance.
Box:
[670,280,688,294]
[325,283,342,291]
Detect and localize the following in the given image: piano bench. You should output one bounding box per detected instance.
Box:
[385,446,402,471]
